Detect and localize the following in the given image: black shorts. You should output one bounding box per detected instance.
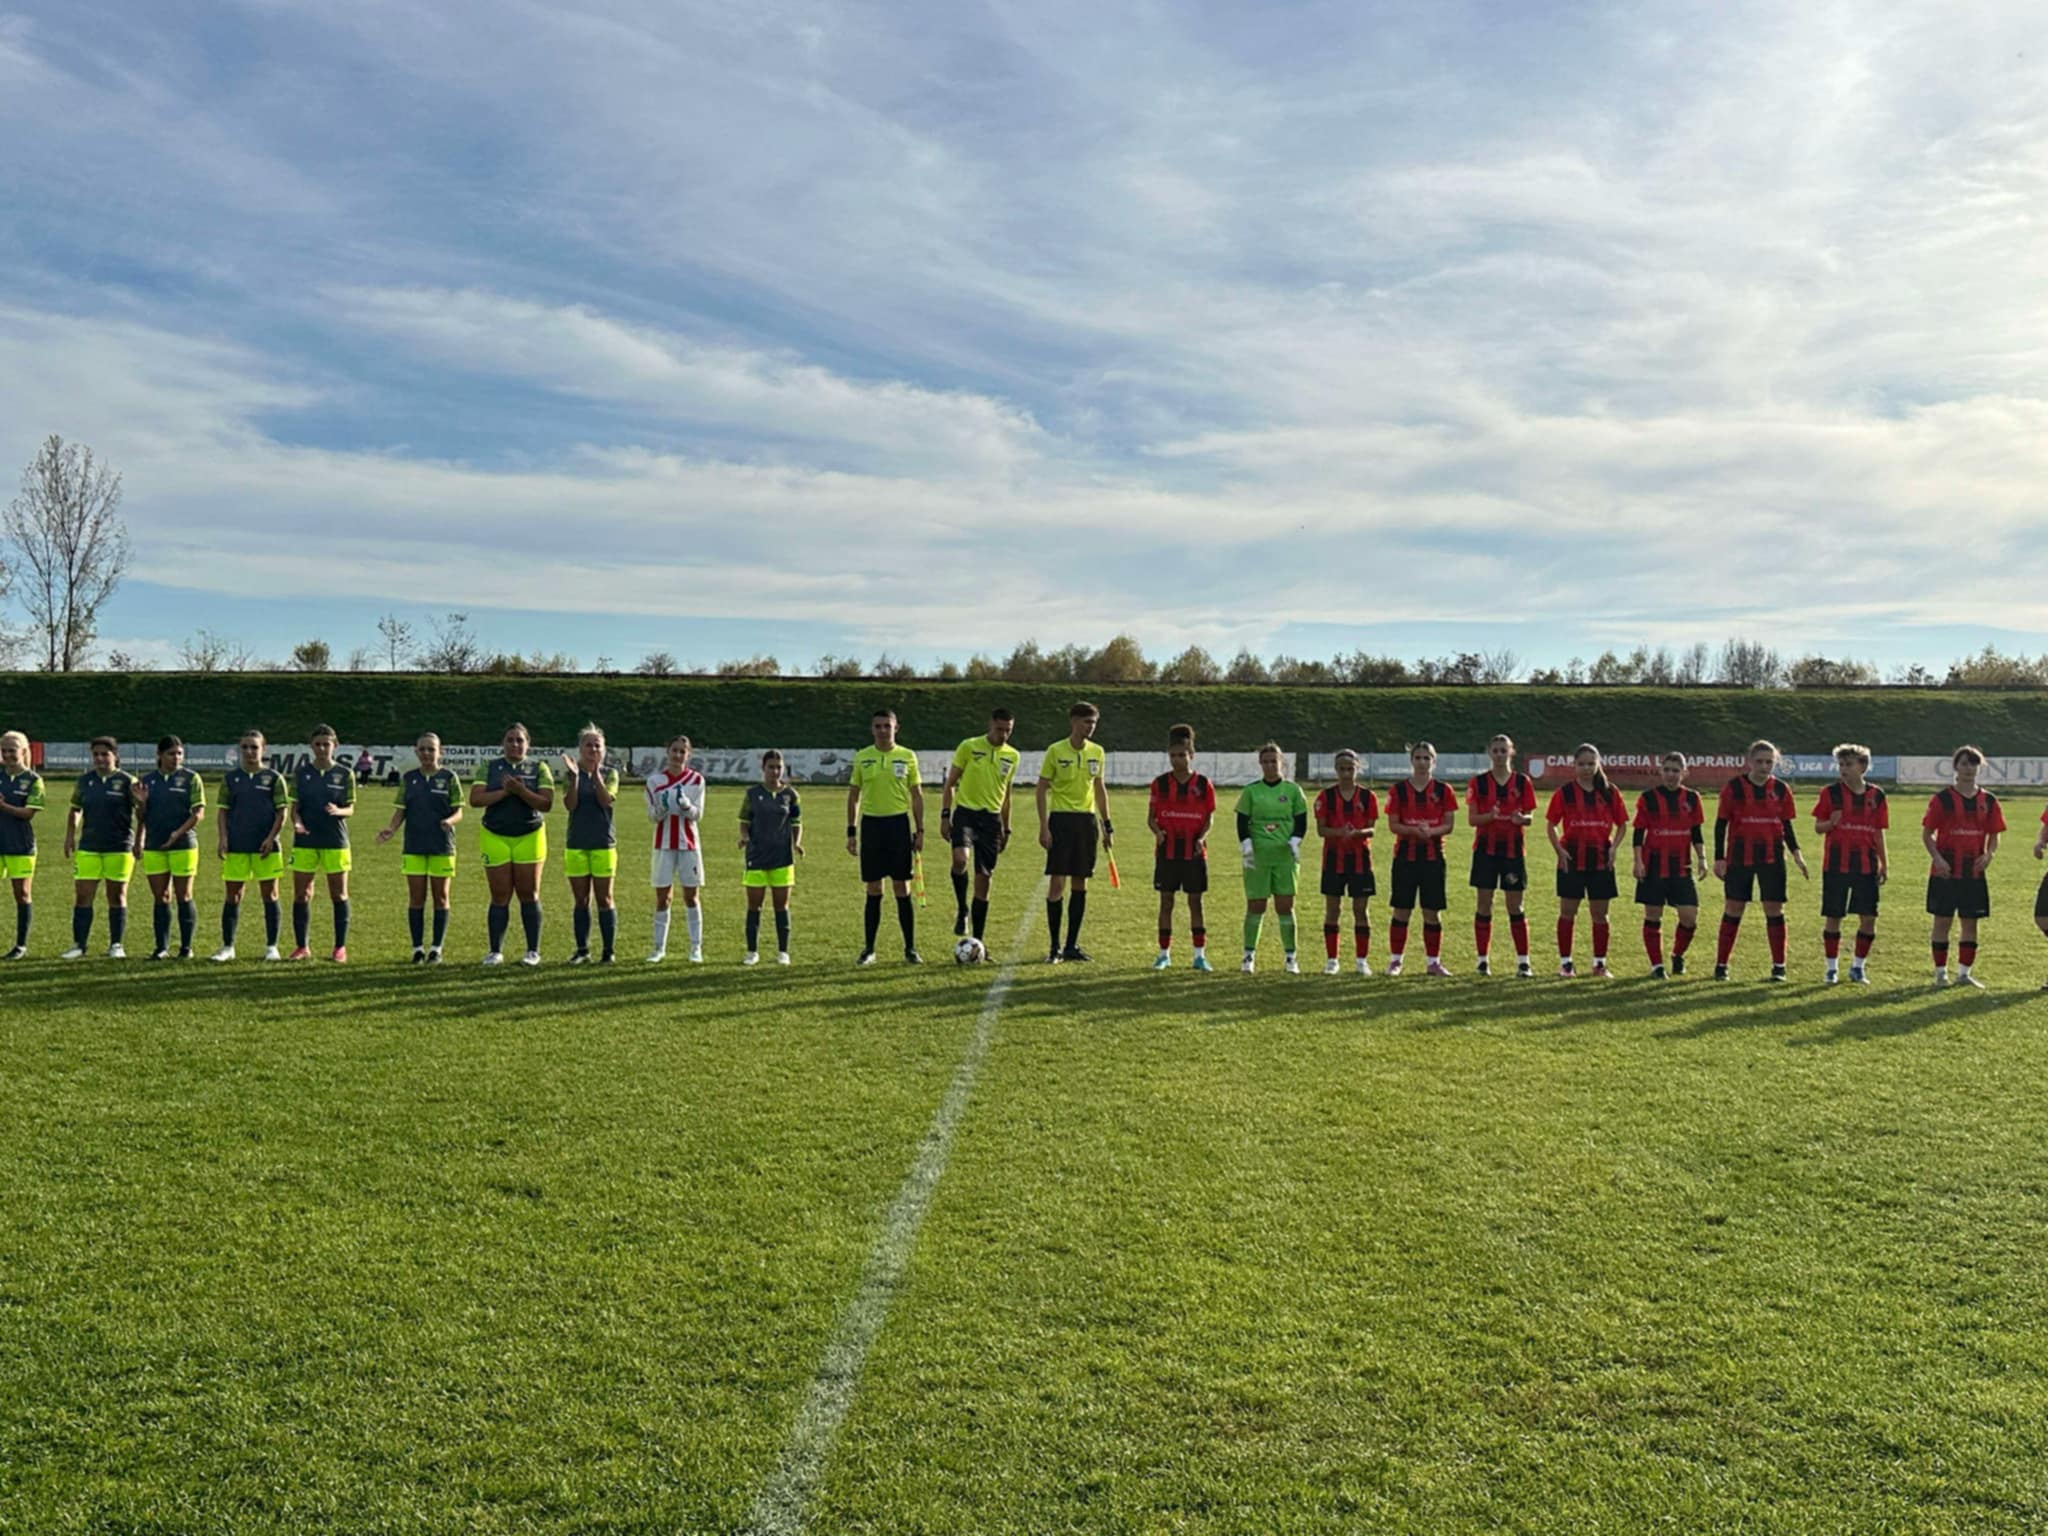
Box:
[949,807,1004,875]
[1556,867,1619,902]
[1154,853,1209,895]
[1926,875,1991,919]
[859,814,914,884]
[1321,863,1376,900]
[1723,860,1789,905]
[1390,859,1448,912]
[1045,810,1099,879]
[1468,852,1528,891]
[1821,871,1881,919]
[2036,874,2048,921]
[1635,874,1700,910]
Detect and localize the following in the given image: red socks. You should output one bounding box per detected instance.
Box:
[1959,940,1977,968]
[1591,920,1609,962]
[1823,931,1841,960]
[1423,923,1442,960]
[1389,920,1409,956]
[1557,916,1575,957]
[1853,931,1872,960]
[1765,914,1787,965]
[1509,914,1530,959]
[1673,922,1695,957]
[1643,922,1664,966]
[1474,916,1492,957]
[1716,916,1741,965]
[1354,926,1370,958]
[1324,925,1340,960]
[1159,928,1173,950]
[1933,941,1949,968]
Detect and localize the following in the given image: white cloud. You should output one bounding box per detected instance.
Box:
[326,287,1045,474]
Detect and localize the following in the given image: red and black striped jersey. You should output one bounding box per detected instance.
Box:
[1717,775,1797,866]
[1922,788,2005,866]
[1545,781,1628,870]
[1813,783,1889,875]
[1386,778,1455,863]
[1633,785,1704,878]
[1148,772,1216,861]
[1465,771,1537,858]
[1315,786,1378,874]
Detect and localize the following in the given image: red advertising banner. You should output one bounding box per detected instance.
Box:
[1525,751,1751,789]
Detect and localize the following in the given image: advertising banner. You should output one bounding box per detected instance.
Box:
[1896,755,2048,787]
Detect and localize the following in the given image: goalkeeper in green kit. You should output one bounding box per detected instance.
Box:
[1237,742,1310,973]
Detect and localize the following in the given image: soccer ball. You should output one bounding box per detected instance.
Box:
[953,936,986,965]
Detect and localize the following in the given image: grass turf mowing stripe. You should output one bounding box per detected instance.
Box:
[741,881,1047,1536]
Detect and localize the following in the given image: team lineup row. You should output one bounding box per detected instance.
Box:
[4,709,2048,987]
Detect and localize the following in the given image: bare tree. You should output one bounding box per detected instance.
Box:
[181,629,254,673]
[868,653,916,681]
[637,650,680,676]
[812,653,863,679]
[1675,642,1711,686]
[1715,637,1784,689]
[717,655,781,678]
[103,648,150,672]
[4,436,130,671]
[415,611,483,674]
[346,645,375,672]
[291,638,332,672]
[376,613,415,671]
[1478,648,1521,685]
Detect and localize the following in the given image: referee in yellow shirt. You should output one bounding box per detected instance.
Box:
[846,707,925,964]
[940,707,1022,949]
[1036,701,1112,962]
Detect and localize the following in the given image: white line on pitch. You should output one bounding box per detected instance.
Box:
[739,881,1047,1536]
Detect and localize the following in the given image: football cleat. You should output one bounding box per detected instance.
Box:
[858,950,878,967]
[567,950,589,966]
[2,945,25,961]
[742,951,760,967]
[1956,972,1985,989]
[1712,964,1730,981]
[107,944,126,959]
[1323,958,1341,976]
[1558,960,1577,979]
[1648,963,1667,979]
[1768,965,1787,983]
[1283,954,1300,974]
[263,945,283,962]
[519,950,540,967]
[1154,953,1173,970]
[1241,952,1256,974]
[481,951,504,966]
[1191,952,1213,973]
[1515,959,1534,979]
[59,946,85,960]
[776,952,791,966]
[1355,957,1372,977]
[1669,953,1687,976]
[1386,956,1404,976]
[903,949,923,965]
[1061,946,1091,963]
[1475,957,1491,976]
[645,949,666,964]
[1425,959,1452,978]
[288,946,313,962]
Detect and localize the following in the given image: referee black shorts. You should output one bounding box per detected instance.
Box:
[949,807,1004,875]
[1044,810,1099,879]
[859,814,915,885]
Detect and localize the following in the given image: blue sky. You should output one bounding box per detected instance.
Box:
[0,0,2043,675]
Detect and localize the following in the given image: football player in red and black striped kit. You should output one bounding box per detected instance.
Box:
[1147,724,1217,971]
[1812,743,1888,984]
[1314,749,1378,975]
[2031,800,2048,988]
[1465,733,1537,977]
[1384,742,1457,977]
[1713,739,1808,981]
[1922,745,2004,987]
[1544,743,1628,977]
[1633,751,1706,978]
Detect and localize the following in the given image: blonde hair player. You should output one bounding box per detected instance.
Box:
[376,732,463,962]
[560,725,621,964]
[1812,744,1888,985]
[0,730,46,959]
[1544,744,1628,978]
[1712,739,1807,981]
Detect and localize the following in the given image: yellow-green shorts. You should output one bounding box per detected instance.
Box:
[142,848,199,878]
[2,853,35,880]
[402,853,457,878]
[1244,859,1299,900]
[74,850,134,883]
[563,847,616,879]
[479,826,547,868]
[222,851,284,883]
[291,846,353,875]
[743,866,795,889]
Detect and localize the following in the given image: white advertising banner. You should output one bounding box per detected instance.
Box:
[1896,755,2048,787]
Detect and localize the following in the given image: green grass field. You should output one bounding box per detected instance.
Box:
[5,787,2048,1533]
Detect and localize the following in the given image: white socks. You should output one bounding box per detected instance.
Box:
[686,905,703,951]
[651,909,672,953]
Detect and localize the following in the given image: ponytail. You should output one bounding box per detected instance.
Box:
[1573,742,1610,797]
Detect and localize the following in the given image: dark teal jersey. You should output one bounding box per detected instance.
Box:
[565,766,620,851]
[396,767,464,858]
[480,756,553,838]
[293,762,356,849]
[742,784,802,870]
[138,767,205,851]
[71,769,136,853]
[0,769,44,856]
[220,767,289,855]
